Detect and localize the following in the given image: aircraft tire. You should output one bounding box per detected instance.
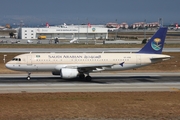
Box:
[27,76,31,80]
[85,76,92,81]
[79,73,85,80]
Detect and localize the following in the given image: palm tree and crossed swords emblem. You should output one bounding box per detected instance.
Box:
[151,38,162,51]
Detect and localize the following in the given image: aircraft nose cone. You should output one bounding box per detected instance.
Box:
[5,62,12,69]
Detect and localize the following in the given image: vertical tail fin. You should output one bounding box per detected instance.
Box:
[46,22,49,28]
[138,27,167,54]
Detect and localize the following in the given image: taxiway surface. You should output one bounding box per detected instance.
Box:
[0,73,179,93]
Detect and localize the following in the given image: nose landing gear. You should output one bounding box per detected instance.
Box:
[27,72,31,80]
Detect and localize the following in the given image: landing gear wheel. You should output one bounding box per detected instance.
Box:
[79,73,85,80]
[27,76,31,80]
[27,72,31,80]
[85,76,92,81]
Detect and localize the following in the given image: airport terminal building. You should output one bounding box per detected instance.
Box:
[18,25,108,40]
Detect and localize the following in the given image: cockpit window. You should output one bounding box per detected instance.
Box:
[12,58,21,61]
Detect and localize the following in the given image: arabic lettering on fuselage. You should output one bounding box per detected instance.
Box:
[48,55,101,59]
[84,55,101,59]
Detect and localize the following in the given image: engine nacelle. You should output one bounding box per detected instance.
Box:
[60,68,79,79]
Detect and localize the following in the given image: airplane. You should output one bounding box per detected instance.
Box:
[46,22,49,28]
[70,38,78,43]
[5,27,170,81]
[70,33,78,43]
[108,28,119,31]
[60,23,68,28]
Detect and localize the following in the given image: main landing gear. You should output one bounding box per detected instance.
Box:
[85,75,92,81]
[27,72,31,80]
[79,73,92,81]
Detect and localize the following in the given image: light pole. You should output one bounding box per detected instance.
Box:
[78,18,79,43]
[115,19,118,40]
[144,19,146,39]
[159,18,163,27]
[3,55,7,63]
[86,18,88,44]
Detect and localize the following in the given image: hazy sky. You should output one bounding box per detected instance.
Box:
[0,0,179,25]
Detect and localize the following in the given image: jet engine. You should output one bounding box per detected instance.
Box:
[60,68,79,79]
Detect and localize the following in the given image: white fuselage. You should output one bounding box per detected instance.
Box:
[5,52,170,72]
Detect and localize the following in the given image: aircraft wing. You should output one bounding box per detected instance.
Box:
[66,64,114,73]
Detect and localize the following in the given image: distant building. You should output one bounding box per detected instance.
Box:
[18,24,108,40]
[132,22,146,28]
[5,24,11,28]
[0,26,5,29]
[147,22,159,27]
[106,23,119,28]
[106,22,128,29]
[120,22,128,29]
[132,22,159,29]
[168,23,180,30]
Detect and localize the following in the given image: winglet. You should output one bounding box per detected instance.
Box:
[138,27,168,54]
